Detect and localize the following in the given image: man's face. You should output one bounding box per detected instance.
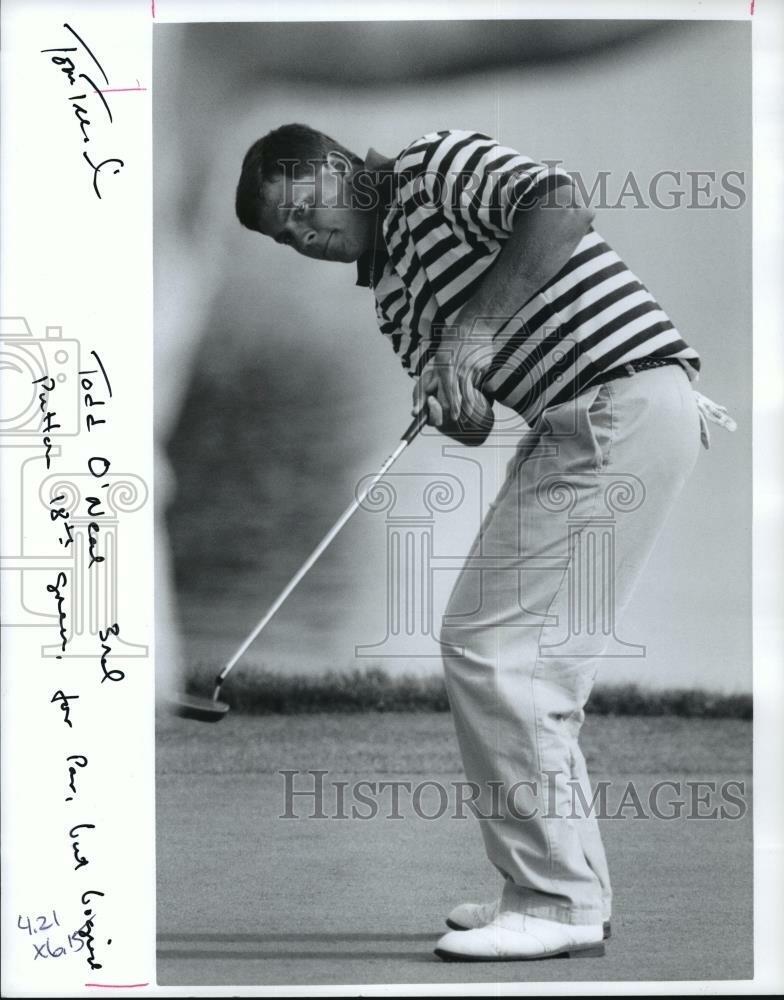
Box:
[256,156,373,263]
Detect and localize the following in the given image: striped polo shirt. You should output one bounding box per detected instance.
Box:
[356,129,701,427]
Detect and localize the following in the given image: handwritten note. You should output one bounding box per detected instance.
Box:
[14,909,90,963]
[3,3,153,992]
[30,349,125,972]
[40,24,125,199]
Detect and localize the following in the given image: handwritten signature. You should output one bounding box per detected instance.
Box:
[41,24,125,199]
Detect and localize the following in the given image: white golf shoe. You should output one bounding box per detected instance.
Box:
[446,900,611,939]
[445,899,500,930]
[435,911,605,962]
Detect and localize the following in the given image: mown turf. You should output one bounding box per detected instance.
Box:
[157,712,753,986]
[157,711,752,778]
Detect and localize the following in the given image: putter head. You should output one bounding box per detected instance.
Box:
[169,694,230,723]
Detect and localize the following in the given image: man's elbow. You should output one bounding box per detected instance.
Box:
[568,202,595,233]
[579,203,595,229]
[547,182,595,232]
[526,195,595,240]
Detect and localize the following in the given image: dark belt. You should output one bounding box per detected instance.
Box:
[598,356,683,386]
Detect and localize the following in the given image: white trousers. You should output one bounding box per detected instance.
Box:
[440,364,702,924]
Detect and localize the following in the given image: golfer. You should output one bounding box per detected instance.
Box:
[234,124,734,962]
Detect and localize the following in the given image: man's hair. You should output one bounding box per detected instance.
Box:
[235,123,361,232]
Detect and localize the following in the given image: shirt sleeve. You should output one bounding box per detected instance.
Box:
[397,130,576,242]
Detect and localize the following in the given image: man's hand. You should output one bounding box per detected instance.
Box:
[413,346,464,426]
[412,347,494,445]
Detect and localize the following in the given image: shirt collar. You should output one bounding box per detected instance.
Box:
[355,147,396,289]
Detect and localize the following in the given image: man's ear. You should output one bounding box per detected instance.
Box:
[325,150,352,175]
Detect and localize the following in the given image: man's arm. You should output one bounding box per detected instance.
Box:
[461,197,595,334]
[416,193,595,433]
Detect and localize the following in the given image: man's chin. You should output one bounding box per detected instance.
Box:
[333,247,359,264]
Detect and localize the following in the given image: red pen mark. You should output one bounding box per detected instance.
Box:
[151,0,156,18]
[85,984,149,989]
[750,0,755,13]
[93,79,147,94]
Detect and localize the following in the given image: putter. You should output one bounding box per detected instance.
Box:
[170,407,428,722]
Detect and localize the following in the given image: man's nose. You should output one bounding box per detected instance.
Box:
[297,228,318,253]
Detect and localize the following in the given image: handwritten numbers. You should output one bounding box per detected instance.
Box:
[49,493,70,523]
[46,485,75,549]
[68,931,85,953]
[25,918,89,959]
[16,911,60,936]
[32,937,71,960]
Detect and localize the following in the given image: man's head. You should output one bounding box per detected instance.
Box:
[235,123,375,263]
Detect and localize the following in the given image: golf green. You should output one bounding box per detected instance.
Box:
[157,712,752,986]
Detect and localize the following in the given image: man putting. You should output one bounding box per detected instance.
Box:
[235,124,734,962]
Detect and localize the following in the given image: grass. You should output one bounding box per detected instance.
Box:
[185,665,751,719]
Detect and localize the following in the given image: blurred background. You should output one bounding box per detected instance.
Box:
[154,19,751,699]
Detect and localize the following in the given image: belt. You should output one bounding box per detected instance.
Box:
[589,356,738,452]
[598,356,683,386]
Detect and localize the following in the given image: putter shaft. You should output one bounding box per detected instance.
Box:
[213,409,427,695]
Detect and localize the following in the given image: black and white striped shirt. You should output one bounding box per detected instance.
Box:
[357,129,701,427]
